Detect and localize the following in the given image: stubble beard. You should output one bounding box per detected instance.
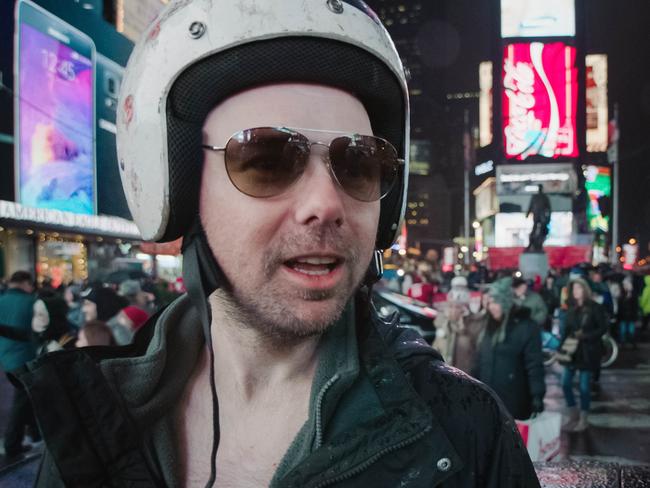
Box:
[216,224,368,344]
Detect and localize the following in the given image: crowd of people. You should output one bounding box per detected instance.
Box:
[379,253,650,433]
[2,258,648,459]
[0,270,184,459]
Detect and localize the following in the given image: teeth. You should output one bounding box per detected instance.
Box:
[295,257,338,265]
[292,266,331,276]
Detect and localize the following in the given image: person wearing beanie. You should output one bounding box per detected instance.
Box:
[433,275,486,374]
[122,306,150,332]
[512,277,548,328]
[106,305,151,346]
[81,286,129,323]
[558,277,609,432]
[472,277,546,420]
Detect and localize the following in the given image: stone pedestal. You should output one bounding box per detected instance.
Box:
[519,251,549,280]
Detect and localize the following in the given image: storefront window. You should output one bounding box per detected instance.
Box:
[36,233,88,287]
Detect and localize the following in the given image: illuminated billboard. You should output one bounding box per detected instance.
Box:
[584,165,611,233]
[479,61,493,147]
[501,0,575,38]
[496,163,577,195]
[586,54,608,153]
[503,42,578,160]
[495,212,573,247]
[15,1,96,215]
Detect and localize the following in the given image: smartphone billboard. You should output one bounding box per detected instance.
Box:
[14,0,96,215]
[502,42,578,161]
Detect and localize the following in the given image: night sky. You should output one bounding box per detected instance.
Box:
[368,0,650,254]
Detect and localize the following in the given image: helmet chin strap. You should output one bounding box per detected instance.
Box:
[181,220,384,487]
[364,249,384,286]
[181,219,225,488]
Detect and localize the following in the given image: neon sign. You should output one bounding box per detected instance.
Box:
[503,42,578,160]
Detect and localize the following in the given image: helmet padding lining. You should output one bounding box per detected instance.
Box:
[165,37,405,249]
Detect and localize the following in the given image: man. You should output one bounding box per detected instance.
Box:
[0,271,38,458]
[512,277,548,328]
[14,1,540,486]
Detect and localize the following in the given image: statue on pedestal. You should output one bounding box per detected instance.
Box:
[526,184,551,253]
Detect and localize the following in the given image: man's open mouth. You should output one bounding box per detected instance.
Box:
[284,256,343,276]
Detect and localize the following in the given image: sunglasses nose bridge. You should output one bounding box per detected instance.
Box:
[307,140,337,177]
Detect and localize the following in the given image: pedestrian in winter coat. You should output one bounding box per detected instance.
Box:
[539,275,559,330]
[0,271,39,458]
[473,278,546,420]
[639,275,650,330]
[559,278,609,432]
[512,277,548,328]
[618,278,639,346]
[433,277,486,373]
[31,293,75,355]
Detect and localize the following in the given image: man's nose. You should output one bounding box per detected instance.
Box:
[293,152,345,228]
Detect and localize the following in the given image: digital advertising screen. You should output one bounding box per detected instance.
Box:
[15,0,96,215]
[495,211,573,248]
[496,163,577,195]
[502,42,578,161]
[586,54,608,153]
[479,61,493,147]
[500,0,575,38]
[584,165,611,233]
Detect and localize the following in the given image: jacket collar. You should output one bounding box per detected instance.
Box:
[276,309,463,488]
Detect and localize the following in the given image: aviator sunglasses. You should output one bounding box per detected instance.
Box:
[202,127,403,202]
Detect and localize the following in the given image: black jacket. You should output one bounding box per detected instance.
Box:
[14,295,540,487]
[472,306,546,420]
[562,299,609,371]
[618,292,639,322]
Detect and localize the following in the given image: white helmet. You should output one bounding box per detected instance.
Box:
[116,0,410,250]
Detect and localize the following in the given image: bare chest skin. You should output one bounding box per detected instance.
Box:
[175,351,314,488]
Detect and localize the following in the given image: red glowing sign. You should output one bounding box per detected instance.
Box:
[503,42,578,160]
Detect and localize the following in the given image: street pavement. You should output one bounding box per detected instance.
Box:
[544,341,650,466]
[1,340,649,484]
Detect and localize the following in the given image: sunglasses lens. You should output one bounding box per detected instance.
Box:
[329,136,398,202]
[225,128,308,197]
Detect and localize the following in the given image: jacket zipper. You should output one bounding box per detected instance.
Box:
[314,373,340,449]
[312,424,432,488]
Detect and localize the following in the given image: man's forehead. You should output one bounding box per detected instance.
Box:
[202,83,372,141]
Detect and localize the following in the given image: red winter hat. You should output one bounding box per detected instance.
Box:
[122,306,149,331]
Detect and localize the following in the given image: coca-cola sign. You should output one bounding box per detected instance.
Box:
[503,42,578,160]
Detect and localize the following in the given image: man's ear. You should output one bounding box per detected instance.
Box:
[364,250,384,286]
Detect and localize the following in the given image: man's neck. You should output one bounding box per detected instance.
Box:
[208,293,321,402]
